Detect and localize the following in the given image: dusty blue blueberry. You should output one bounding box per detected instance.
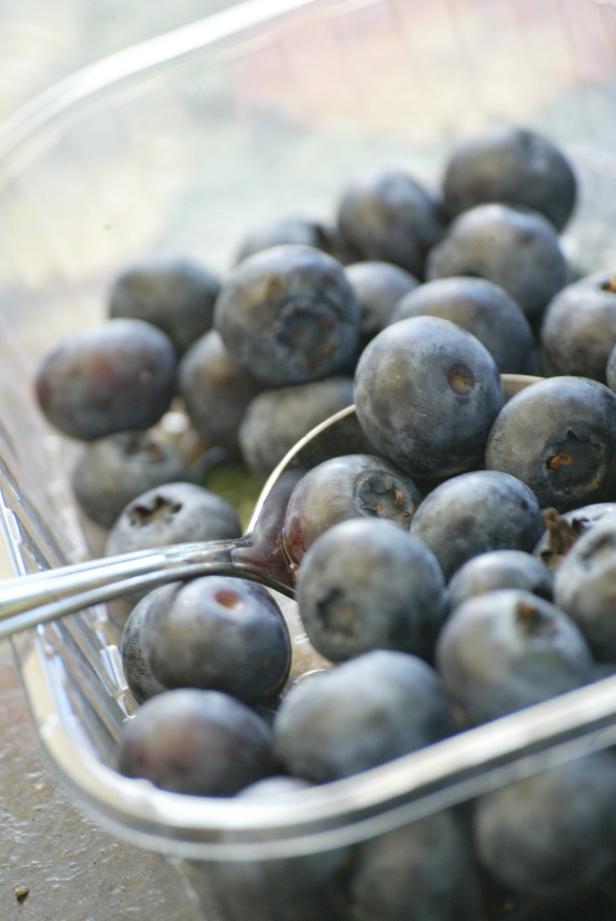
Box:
[541,273,616,382]
[485,376,616,512]
[35,318,177,440]
[436,589,593,724]
[239,377,354,473]
[108,256,221,354]
[117,687,275,795]
[354,316,502,478]
[283,454,422,568]
[474,753,616,895]
[274,650,454,782]
[214,244,360,386]
[234,215,341,264]
[448,550,553,610]
[71,430,189,527]
[553,515,616,661]
[139,576,291,705]
[391,276,535,373]
[120,587,169,704]
[345,260,418,344]
[426,203,567,321]
[443,126,577,230]
[336,167,445,276]
[349,810,480,921]
[296,518,445,662]
[179,330,261,454]
[607,335,616,391]
[105,481,241,556]
[410,471,542,580]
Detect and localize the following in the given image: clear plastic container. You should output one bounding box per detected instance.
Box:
[3,0,616,917]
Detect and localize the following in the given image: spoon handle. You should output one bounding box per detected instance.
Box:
[0,537,294,640]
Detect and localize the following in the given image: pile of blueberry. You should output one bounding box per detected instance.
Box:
[33,125,616,920]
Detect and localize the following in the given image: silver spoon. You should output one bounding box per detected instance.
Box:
[0,373,539,639]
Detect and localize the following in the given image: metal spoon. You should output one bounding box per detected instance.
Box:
[0,373,539,639]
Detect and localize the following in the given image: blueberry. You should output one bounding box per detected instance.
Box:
[178,330,261,454]
[282,453,422,568]
[214,244,359,386]
[205,775,350,919]
[391,276,535,373]
[108,256,221,355]
[485,376,616,512]
[71,430,189,528]
[607,332,616,391]
[35,318,177,440]
[541,274,616,382]
[135,576,291,705]
[336,167,445,276]
[117,687,275,795]
[120,587,169,703]
[296,518,446,662]
[274,650,453,782]
[553,515,616,661]
[448,550,553,610]
[535,502,616,569]
[426,203,567,321]
[354,316,502,478]
[409,470,542,580]
[349,810,480,921]
[105,481,241,556]
[436,589,593,724]
[474,753,616,895]
[443,126,577,231]
[345,260,418,345]
[239,377,354,474]
[235,215,341,264]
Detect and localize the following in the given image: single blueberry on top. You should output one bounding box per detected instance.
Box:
[436,589,593,724]
[296,518,446,662]
[274,649,454,782]
[443,126,577,230]
[214,244,359,386]
[283,453,422,568]
[485,376,616,512]
[426,203,567,321]
[336,167,445,276]
[354,315,502,478]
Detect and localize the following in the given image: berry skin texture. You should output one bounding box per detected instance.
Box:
[435,589,593,725]
[474,754,616,896]
[120,588,168,704]
[345,260,419,344]
[354,315,502,478]
[234,215,340,264]
[273,650,453,782]
[108,256,221,355]
[282,453,422,568]
[214,244,359,387]
[296,518,446,662]
[117,687,275,796]
[35,318,177,440]
[426,203,567,321]
[410,471,543,580]
[336,167,445,276]
[541,273,616,382]
[553,514,616,661]
[443,126,577,231]
[391,276,535,374]
[485,376,616,512]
